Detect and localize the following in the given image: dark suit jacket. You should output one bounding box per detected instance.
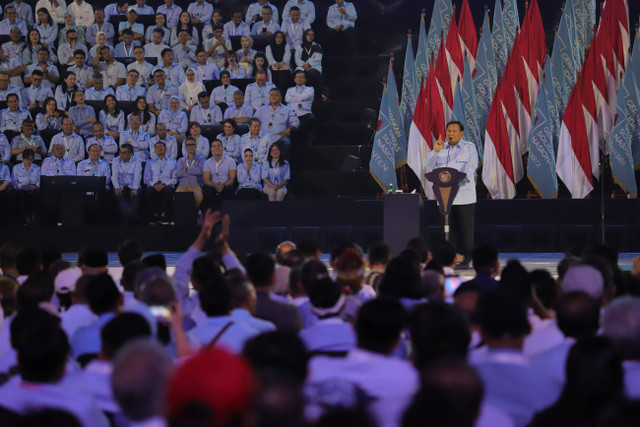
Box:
[255,289,302,332]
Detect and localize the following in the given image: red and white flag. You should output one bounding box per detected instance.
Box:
[436,31,454,121]
[444,7,464,95]
[458,0,478,70]
[579,35,603,178]
[407,78,432,194]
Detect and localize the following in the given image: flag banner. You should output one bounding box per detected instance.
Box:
[401,33,419,134]
[458,0,478,70]
[438,0,454,37]
[407,79,431,193]
[631,28,640,90]
[425,5,443,71]
[527,72,558,198]
[483,89,517,199]
[621,59,640,168]
[503,0,520,50]
[550,26,570,117]
[445,12,464,98]
[386,58,409,167]
[565,1,583,71]
[492,0,509,75]
[415,12,430,85]
[474,9,497,136]
[556,11,578,101]
[436,31,454,122]
[570,0,587,64]
[370,87,399,192]
[460,58,483,160]
[543,58,562,154]
[609,66,637,197]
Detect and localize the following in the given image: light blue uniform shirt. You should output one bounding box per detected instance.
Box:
[299,317,356,353]
[152,62,185,87]
[240,131,271,164]
[50,132,85,162]
[34,23,58,47]
[174,43,197,69]
[35,112,61,133]
[86,136,118,163]
[115,84,146,102]
[424,139,478,205]
[130,4,155,15]
[147,83,178,111]
[237,161,262,191]
[190,104,222,126]
[144,156,177,186]
[63,359,119,415]
[21,85,53,108]
[212,84,239,106]
[181,135,209,157]
[254,103,299,142]
[66,64,94,90]
[529,339,574,389]
[284,0,315,24]
[111,155,142,190]
[84,86,115,101]
[99,110,126,134]
[224,104,254,121]
[285,84,314,116]
[119,129,150,160]
[281,17,310,47]
[231,308,275,332]
[25,63,59,90]
[223,21,250,39]
[326,2,357,29]
[245,82,276,110]
[189,315,260,353]
[57,43,88,66]
[118,21,144,37]
[3,41,25,63]
[127,60,154,87]
[41,156,77,176]
[68,104,96,137]
[11,134,47,160]
[203,155,236,184]
[72,313,116,358]
[0,163,11,183]
[0,135,10,162]
[150,135,178,159]
[22,44,57,66]
[262,160,290,185]
[187,1,213,23]
[246,2,279,24]
[144,26,170,44]
[156,4,182,28]
[0,19,27,37]
[176,154,205,187]
[11,162,40,188]
[0,108,31,132]
[76,159,111,185]
[113,40,142,58]
[251,20,280,35]
[86,22,115,46]
[126,112,156,136]
[217,133,241,161]
[189,62,220,82]
[157,109,188,134]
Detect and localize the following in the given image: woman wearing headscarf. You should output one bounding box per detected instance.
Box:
[294,28,323,100]
[157,96,188,142]
[178,68,205,111]
[266,31,291,93]
[58,11,87,47]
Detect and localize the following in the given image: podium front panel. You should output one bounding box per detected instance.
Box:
[383,193,422,256]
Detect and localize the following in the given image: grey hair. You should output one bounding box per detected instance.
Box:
[602,296,640,359]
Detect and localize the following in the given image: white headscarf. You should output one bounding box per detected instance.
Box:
[180,77,204,106]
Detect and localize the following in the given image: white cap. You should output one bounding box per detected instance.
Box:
[55,267,82,294]
[562,265,604,299]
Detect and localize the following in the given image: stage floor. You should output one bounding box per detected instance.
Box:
[61,252,640,283]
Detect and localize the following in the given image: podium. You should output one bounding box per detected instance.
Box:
[425,167,467,242]
[383,193,422,256]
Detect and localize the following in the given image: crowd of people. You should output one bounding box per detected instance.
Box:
[0,0,359,224]
[1,209,640,426]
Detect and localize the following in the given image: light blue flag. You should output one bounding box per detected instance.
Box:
[543,57,561,154]
[609,70,637,197]
[386,58,408,167]
[556,11,578,97]
[425,5,444,69]
[585,0,596,46]
[632,29,640,91]
[370,87,398,192]
[565,2,584,71]
[527,72,558,198]
[622,59,640,168]
[474,9,497,137]
[438,0,453,36]
[492,0,509,76]
[502,0,519,50]
[460,58,482,160]
[415,12,430,86]
[401,33,418,134]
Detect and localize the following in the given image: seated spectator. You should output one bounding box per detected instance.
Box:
[295,29,323,99]
[150,123,179,160]
[0,134,10,164]
[326,0,357,55]
[0,93,30,140]
[144,141,177,223]
[456,244,500,295]
[176,136,205,209]
[34,7,58,47]
[99,94,126,141]
[236,35,258,74]
[203,24,231,69]
[223,10,250,39]
[68,51,94,91]
[240,118,271,164]
[191,91,223,126]
[251,5,281,35]
[58,273,97,338]
[157,0,182,30]
[306,298,418,427]
[217,118,241,161]
[11,149,39,224]
[285,70,315,144]
[87,32,114,64]
[41,141,77,176]
[224,52,247,79]
[236,148,263,200]
[49,118,85,162]
[144,28,171,63]
[104,1,129,23]
[144,13,170,45]
[246,0,279,27]
[147,69,178,116]
[86,9,115,46]
[68,90,97,138]
[22,28,57,66]
[262,142,290,201]
[116,69,146,102]
[25,48,60,90]
[3,28,26,63]
[202,139,236,211]
[184,122,209,157]
[57,29,88,66]
[178,69,205,111]
[334,248,376,302]
[224,90,253,123]
[118,9,144,42]
[111,143,142,223]
[67,0,94,29]
[12,119,47,161]
[86,122,118,163]
[94,45,126,91]
[0,6,28,37]
[252,52,272,81]
[189,48,221,82]
[282,7,310,48]
[254,88,299,155]
[77,143,111,185]
[202,10,224,41]
[127,46,154,87]
[128,96,156,136]
[35,96,62,135]
[114,28,141,58]
[0,49,24,91]
[187,0,213,25]
[170,11,199,47]
[153,48,186,88]
[120,114,151,160]
[85,73,115,101]
[158,96,188,142]
[246,69,276,111]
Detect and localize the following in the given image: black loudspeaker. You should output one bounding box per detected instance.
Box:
[61,192,83,226]
[174,192,197,226]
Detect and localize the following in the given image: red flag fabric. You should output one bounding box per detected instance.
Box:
[435,31,454,121]
[458,0,478,69]
[445,12,464,99]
